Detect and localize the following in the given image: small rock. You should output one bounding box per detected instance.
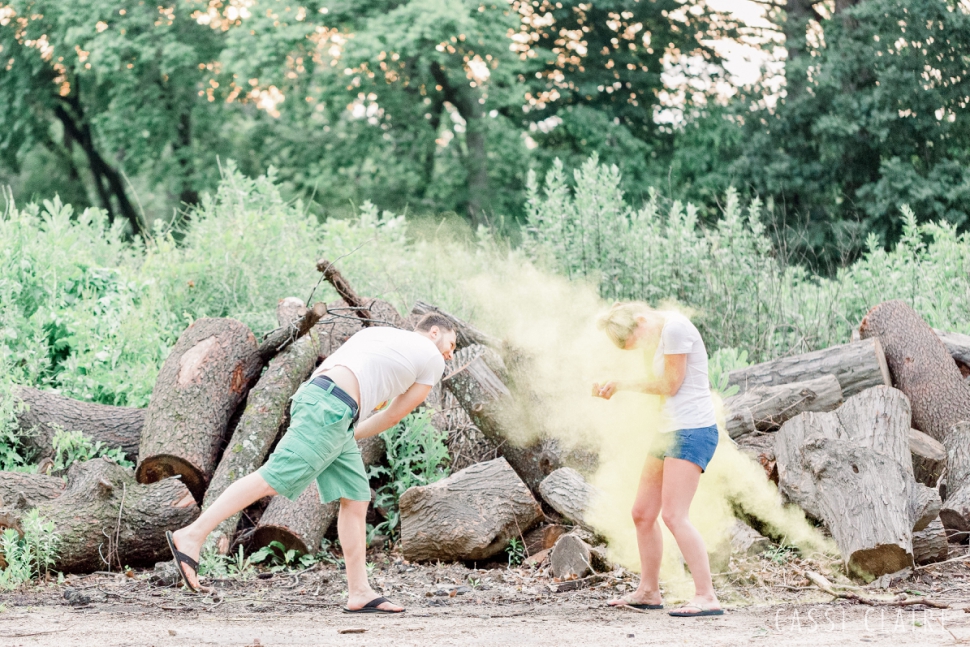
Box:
[168,630,177,636]
[149,561,180,588]
[63,588,91,606]
[338,629,366,635]
[455,586,472,595]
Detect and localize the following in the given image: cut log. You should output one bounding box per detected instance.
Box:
[523,524,567,556]
[13,386,144,461]
[723,375,843,438]
[726,338,891,398]
[910,429,947,488]
[256,301,327,363]
[550,534,593,579]
[940,422,970,541]
[934,329,970,377]
[409,301,500,350]
[730,519,772,557]
[32,457,199,572]
[136,318,262,503]
[399,458,542,562]
[859,301,970,443]
[538,468,600,527]
[252,487,338,555]
[912,518,948,565]
[443,345,564,491]
[775,387,932,577]
[204,330,321,553]
[0,471,65,509]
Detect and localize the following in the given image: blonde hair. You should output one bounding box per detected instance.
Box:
[596,301,653,348]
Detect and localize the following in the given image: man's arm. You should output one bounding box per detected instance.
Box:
[353,382,433,440]
[593,354,688,400]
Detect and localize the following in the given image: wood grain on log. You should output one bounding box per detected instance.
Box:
[909,429,946,488]
[399,458,542,562]
[0,471,65,509]
[940,422,970,540]
[723,375,843,438]
[726,338,890,398]
[538,468,599,527]
[205,330,320,553]
[136,318,262,503]
[33,458,198,572]
[912,518,948,565]
[409,301,500,350]
[13,387,144,461]
[860,301,970,442]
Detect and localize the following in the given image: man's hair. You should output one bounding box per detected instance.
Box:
[414,312,457,334]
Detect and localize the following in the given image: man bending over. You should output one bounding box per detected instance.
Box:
[167,313,457,613]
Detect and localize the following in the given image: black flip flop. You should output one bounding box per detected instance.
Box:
[343,596,405,614]
[629,603,664,610]
[165,530,199,593]
[668,606,724,617]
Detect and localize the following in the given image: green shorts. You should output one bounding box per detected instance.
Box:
[257,382,370,503]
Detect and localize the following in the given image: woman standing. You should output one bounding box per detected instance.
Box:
[592,302,723,617]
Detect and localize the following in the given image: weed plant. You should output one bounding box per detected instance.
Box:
[0,510,59,589]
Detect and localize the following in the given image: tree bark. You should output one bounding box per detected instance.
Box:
[204,330,321,554]
[400,458,541,562]
[136,318,262,503]
[909,428,946,488]
[409,301,500,351]
[726,338,891,398]
[723,374,843,439]
[940,421,970,541]
[538,467,600,527]
[859,300,970,443]
[912,518,948,565]
[933,329,970,377]
[251,487,338,555]
[0,472,65,510]
[12,387,144,461]
[443,345,563,491]
[32,458,198,573]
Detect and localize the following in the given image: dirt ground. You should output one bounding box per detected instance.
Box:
[2,551,968,647]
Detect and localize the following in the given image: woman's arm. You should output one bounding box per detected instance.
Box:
[593,354,688,400]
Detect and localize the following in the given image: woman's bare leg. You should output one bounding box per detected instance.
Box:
[608,456,664,606]
[171,471,278,589]
[659,457,720,612]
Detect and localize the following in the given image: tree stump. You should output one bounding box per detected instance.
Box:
[32,458,199,573]
[909,429,946,488]
[727,338,891,398]
[550,534,593,579]
[859,300,970,442]
[136,318,262,503]
[204,330,321,553]
[399,458,542,562]
[723,374,843,438]
[912,518,948,565]
[538,467,600,527]
[0,472,65,509]
[13,387,144,461]
[940,422,970,541]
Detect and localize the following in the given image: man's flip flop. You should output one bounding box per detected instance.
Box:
[165,530,199,593]
[343,597,405,614]
[629,603,664,610]
[668,605,724,617]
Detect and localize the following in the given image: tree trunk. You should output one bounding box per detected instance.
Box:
[13,387,144,461]
[726,338,891,398]
[859,300,970,443]
[538,467,600,527]
[136,318,262,503]
[0,472,65,510]
[252,487,338,555]
[909,428,946,488]
[723,374,843,439]
[775,387,930,577]
[443,345,562,491]
[204,330,321,554]
[400,458,541,562]
[32,458,198,573]
[912,518,948,565]
[940,421,970,541]
[408,301,500,351]
[933,329,970,377]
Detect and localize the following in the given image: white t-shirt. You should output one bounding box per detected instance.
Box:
[313,327,445,421]
[651,312,717,431]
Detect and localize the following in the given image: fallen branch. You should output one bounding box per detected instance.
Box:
[316,258,372,325]
[801,570,951,609]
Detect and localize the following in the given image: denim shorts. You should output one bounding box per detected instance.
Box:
[649,424,719,472]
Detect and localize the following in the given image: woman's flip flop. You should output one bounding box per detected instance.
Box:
[165,531,199,593]
[343,596,405,614]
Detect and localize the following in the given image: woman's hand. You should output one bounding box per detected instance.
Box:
[592,381,619,400]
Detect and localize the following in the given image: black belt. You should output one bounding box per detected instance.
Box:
[310,375,360,425]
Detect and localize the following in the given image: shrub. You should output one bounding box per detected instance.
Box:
[0,510,60,589]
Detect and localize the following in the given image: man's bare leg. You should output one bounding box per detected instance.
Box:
[171,471,277,590]
[339,498,403,612]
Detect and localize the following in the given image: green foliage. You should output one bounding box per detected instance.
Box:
[249,540,331,571]
[0,510,60,589]
[49,428,133,472]
[707,348,749,398]
[368,409,451,539]
[505,537,525,567]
